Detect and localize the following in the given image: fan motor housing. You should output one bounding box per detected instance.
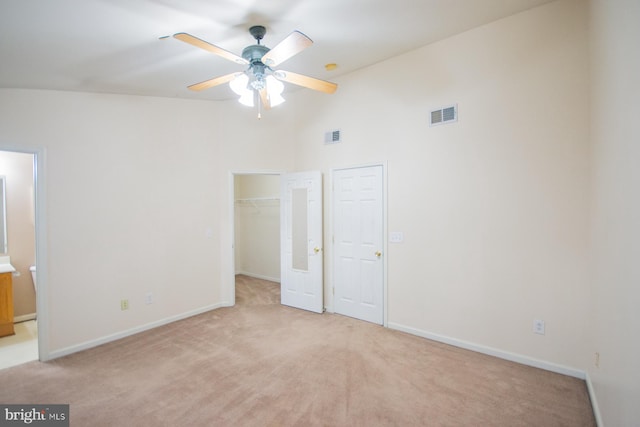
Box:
[242,44,270,81]
[242,44,270,63]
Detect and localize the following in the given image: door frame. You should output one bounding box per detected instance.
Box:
[0,145,49,361]
[227,170,284,306]
[329,162,388,327]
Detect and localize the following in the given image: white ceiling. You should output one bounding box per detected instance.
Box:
[0,0,554,101]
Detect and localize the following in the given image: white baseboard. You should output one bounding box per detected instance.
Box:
[387,322,586,379]
[585,372,603,427]
[14,313,37,323]
[235,271,280,283]
[47,302,232,361]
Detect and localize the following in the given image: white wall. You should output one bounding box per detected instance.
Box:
[0,89,294,356]
[589,0,640,424]
[292,0,590,371]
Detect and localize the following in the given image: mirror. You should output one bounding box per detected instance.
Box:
[291,187,308,271]
[0,177,6,254]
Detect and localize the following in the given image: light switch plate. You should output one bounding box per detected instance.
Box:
[533,319,545,335]
[390,232,404,243]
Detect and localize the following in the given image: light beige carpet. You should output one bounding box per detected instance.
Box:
[0,275,595,426]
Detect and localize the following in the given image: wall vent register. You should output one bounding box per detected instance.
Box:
[430,104,457,126]
[324,129,342,144]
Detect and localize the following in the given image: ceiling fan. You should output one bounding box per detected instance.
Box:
[173,26,337,114]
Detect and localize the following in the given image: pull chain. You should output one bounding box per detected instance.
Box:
[257,91,262,119]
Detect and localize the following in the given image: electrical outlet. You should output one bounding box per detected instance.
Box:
[145,292,153,305]
[120,299,129,311]
[594,352,600,368]
[533,319,545,335]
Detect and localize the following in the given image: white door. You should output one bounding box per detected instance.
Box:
[280,171,323,313]
[333,165,384,324]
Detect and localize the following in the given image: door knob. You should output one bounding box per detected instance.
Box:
[314,247,321,254]
[375,251,382,258]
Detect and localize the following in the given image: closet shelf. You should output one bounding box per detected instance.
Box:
[235,196,280,203]
[235,197,280,211]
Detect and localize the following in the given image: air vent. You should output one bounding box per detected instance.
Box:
[324,129,342,144]
[430,104,458,126]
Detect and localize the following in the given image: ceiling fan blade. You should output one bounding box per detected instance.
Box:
[275,70,338,94]
[259,88,271,110]
[187,72,240,91]
[174,33,248,65]
[261,31,313,67]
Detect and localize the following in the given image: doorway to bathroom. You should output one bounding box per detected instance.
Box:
[0,150,38,369]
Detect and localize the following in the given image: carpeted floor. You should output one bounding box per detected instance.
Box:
[0,275,595,426]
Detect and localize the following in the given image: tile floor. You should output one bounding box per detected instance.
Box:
[0,320,38,370]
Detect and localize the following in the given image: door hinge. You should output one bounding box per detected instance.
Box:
[332,287,335,295]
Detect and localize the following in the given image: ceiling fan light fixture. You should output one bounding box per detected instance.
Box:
[266,75,285,107]
[229,73,254,106]
[238,91,255,107]
[249,75,266,91]
[229,73,249,95]
[176,26,336,116]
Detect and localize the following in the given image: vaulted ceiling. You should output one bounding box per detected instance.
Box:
[0,0,554,101]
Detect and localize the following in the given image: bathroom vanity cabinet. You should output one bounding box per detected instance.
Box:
[0,272,14,337]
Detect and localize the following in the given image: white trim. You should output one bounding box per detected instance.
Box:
[326,171,334,314]
[14,313,37,323]
[388,322,586,379]
[48,302,231,360]
[382,163,388,328]
[0,175,6,254]
[330,161,388,326]
[34,148,49,361]
[585,372,603,427]
[234,271,280,283]
[228,171,236,307]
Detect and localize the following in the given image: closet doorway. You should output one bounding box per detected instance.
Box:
[233,173,281,288]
